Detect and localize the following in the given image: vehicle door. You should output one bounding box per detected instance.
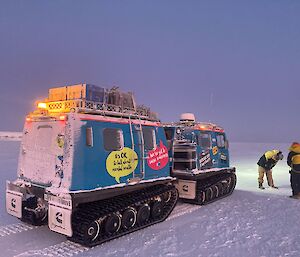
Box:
[197,131,214,170]
[215,132,230,168]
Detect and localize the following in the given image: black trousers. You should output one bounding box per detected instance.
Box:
[290,170,300,195]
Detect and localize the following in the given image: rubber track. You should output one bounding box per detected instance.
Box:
[184,172,237,205]
[69,184,178,247]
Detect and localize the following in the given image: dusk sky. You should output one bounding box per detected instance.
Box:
[0,1,299,143]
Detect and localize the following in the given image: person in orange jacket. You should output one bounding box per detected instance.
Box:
[257,150,283,189]
[287,142,300,198]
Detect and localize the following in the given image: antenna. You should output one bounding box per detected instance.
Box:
[209,92,213,122]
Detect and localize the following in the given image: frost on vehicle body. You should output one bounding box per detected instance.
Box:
[6,84,178,246]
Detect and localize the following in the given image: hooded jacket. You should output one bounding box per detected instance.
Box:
[287,143,300,172]
[257,150,280,170]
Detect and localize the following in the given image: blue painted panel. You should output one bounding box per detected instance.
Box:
[70,119,170,191]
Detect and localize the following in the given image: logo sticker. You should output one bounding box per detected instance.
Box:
[200,150,212,169]
[147,141,169,170]
[56,212,63,224]
[220,153,227,161]
[11,198,16,208]
[56,134,64,148]
[182,185,189,192]
[212,146,218,155]
[106,147,138,183]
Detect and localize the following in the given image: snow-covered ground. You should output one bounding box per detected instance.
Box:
[0,140,299,257]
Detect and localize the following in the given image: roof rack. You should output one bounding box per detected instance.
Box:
[162,121,224,132]
[33,84,159,121]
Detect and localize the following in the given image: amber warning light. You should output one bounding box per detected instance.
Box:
[59,115,66,121]
[37,102,47,109]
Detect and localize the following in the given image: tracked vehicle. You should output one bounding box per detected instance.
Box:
[6,84,178,246]
[164,113,236,205]
[6,84,236,246]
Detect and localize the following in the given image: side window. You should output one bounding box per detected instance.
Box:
[36,125,53,150]
[86,127,93,147]
[197,132,212,149]
[143,127,156,150]
[164,128,174,150]
[164,128,174,141]
[216,134,226,148]
[103,128,124,151]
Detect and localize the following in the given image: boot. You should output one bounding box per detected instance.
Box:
[289,193,300,199]
[295,192,300,199]
[259,183,265,190]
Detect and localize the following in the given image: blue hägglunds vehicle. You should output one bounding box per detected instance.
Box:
[6,84,236,246]
[6,84,178,246]
[164,113,236,205]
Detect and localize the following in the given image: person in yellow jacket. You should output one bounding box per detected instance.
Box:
[287,142,300,198]
[257,150,283,189]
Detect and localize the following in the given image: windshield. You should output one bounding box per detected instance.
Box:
[197,132,212,149]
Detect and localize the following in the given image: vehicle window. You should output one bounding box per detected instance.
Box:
[197,132,212,149]
[216,134,226,148]
[103,128,124,151]
[164,128,173,141]
[164,128,174,150]
[36,125,52,150]
[86,127,93,147]
[143,127,156,150]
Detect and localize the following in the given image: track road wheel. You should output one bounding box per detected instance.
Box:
[223,177,232,194]
[205,187,214,202]
[162,191,172,203]
[151,201,164,219]
[212,185,219,198]
[104,213,121,235]
[84,219,101,243]
[217,182,226,196]
[121,207,137,229]
[196,191,205,204]
[137,204,150,225]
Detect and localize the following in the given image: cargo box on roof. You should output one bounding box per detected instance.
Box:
[107,88,135,110]
[48,84,106,103]
[48,87,67,101]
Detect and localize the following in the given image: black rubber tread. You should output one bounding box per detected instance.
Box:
[68,184,178,247]
[183,172,236,205]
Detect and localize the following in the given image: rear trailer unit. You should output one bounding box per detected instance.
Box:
[6,84,178,246]
[164,113,236,205]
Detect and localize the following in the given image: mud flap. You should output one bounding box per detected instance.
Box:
[48,195,73,237]
[6,190,23,218]
[175,179,196,200]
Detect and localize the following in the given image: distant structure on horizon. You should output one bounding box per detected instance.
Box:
[0,131,22,141]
